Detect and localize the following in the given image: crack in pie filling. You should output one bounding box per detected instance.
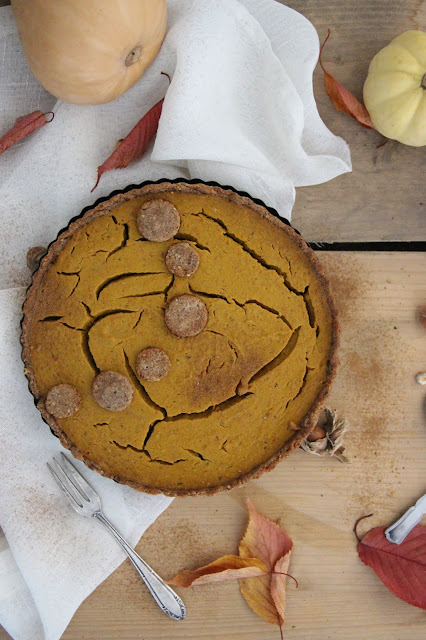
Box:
[22,182,338,496]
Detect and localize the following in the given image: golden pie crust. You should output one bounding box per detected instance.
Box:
[21,181,339,496]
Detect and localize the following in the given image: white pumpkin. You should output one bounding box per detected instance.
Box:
[363,30,426,146]
[11,0,167,105]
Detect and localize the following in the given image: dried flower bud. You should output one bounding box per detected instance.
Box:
[301,408,350,463]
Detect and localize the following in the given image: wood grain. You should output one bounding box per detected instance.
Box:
[1,251,424,640]
[0,0,425,241]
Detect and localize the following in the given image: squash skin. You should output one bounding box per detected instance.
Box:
[11,0,167,105]
[363,31,426,147]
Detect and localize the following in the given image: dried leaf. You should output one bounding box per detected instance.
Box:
[0,111,52,156]
[239,499,293,569]
[270,553,291,622]
[356,517,426,609]
[167,499,296,636]
[319,30,375,130]
[91,98,163,191]
[239,571,282,627]
[239,499,293,629]
[167,554,267,587]
[301,407,350,462]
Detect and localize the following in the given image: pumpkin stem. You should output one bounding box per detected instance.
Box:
[125,46,142,67]
[421,73,426,90]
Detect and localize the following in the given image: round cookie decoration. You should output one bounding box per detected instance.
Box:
[165,294,208,337]
[92,371,134,412]
[45,384,81,418]
[136,199,180,241]
[135,347,171,382]
[21,181,338,497]
[165,242,200,277]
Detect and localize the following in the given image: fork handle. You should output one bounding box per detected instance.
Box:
[94,512,185,620]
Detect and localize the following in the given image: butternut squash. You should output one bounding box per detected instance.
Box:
[11,0,167,105]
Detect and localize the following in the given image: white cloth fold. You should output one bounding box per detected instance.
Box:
[0,1,351,639]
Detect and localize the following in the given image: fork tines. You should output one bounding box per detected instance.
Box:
[47,453,100,514]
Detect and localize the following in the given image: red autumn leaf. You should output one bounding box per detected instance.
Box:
[0,111,53,157]
[319,30,375,130]
[356,517,426,609]
[167,554,268,587]
[239,499,294,632]
[91,95,164,192]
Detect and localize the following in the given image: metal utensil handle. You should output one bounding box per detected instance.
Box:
[94,511,185,620]
[385,506,424,545]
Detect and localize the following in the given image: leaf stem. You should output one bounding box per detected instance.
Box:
[318,28,331,72]
[271,571,299,588]
[353,513,374,542]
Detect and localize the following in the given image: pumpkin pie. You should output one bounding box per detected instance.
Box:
[21,181,338,496]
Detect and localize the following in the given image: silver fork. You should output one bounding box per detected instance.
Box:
[48,453,185,620]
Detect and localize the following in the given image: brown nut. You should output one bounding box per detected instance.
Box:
[165,294,208,337]
[27,246,47,273]
[307,425,326,442]
[45,384,81,418]
[165,242,200,277]
[137,199,180,242]
[92,371,133,412]
[135,347,171,381]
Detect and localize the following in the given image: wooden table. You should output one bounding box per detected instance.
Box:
[0,1,425,639]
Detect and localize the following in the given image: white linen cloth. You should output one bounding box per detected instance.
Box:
[0,1,351,639]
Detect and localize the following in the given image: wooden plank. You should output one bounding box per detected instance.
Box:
[0,0,425,241]
[2,251,423,640]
